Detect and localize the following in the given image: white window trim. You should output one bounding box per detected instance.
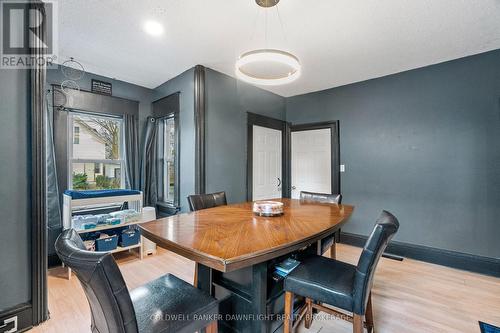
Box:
[67,112,125,190]
[161,117,175,205]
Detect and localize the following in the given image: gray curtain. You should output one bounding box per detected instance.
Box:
[123,114,139,189]
[46,98,62,254]
[141,117,159,206]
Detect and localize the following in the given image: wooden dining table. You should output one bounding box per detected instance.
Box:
[139,198,354,333]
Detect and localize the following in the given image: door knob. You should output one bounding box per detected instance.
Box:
[292,186,296,190]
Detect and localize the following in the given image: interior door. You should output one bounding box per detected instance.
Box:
[291,128,332,199]
[252,125,282,200]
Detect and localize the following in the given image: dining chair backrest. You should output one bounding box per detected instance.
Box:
[300,191,342,204]
[353,210,399,315]
[187,191,227,211]
[55,229,138,333]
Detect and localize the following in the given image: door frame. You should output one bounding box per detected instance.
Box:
[246,112,290,201]
[289,121,341,195]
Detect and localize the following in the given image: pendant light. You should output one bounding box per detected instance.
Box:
[235,0,301,86]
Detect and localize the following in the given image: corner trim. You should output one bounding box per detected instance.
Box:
[194,65,206,194]
[31,0,48,325]
[340,232,500,277]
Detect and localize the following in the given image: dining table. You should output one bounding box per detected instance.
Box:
[139,198,354,333]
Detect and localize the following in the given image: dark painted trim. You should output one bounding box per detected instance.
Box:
[283,122,292,198]
[51,85,140,117]
[341,232,500,277]
[31,1,48,325]
[290,121,341,195]
[194,65,206,194]
[0,303,34,333]
[246,112,290,201]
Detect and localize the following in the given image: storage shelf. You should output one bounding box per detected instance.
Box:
[63,190,145,280]
[76,220,143,234]
[110,243,141,254]
[68,194,143,208]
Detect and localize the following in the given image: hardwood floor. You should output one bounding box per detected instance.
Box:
[32,244,500,333]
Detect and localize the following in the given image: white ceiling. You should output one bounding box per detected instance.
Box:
[57,0,500,97]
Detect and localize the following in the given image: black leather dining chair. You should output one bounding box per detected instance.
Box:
[299,191,342,259]
[187,191,227,212]
[55,229,219,333]
[187,191,228,286]
[283,210,399,333]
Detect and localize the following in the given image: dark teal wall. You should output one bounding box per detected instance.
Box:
[0,69,31,311]
[153,68,195,212]
[285,49,500,258]
[205,68,286,203]
[47,65,154,140]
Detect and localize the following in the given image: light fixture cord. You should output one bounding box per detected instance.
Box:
[249,5,261,44]
[276,4,288,43]
[265,8,268,49]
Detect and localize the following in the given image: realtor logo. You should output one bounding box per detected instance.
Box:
[1,0,57,68]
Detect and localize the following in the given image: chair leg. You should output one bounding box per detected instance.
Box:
[353,314,363,333]
[330,239,337,259]
[304,298,313,329]
[284,291,294,333]
[193,262,198,287]
[365,293,374,333]
[206,320,218,333]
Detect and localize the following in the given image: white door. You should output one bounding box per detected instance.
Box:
[291,129,332,199]
[253,125,282,201]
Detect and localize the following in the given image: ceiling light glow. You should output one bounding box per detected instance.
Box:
[143,20,164,37]
[235,49,301,86]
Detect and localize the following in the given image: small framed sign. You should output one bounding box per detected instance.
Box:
[91,79,112,96]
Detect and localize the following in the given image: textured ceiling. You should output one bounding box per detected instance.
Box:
[57,0,500,97]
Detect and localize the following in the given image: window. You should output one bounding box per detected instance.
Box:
[68,112,124,190]
[158,116,177,205]
[73,126,80,144]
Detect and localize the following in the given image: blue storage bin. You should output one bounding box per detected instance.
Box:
[95,235,118,251]
[119,229,141,247]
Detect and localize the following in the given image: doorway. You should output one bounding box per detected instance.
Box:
[253,125,282,200]
[290,122,340,198]
[247,113,289,201]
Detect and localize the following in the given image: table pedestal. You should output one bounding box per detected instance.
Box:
[197,245,318,333]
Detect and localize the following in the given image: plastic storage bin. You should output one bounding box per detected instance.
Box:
[95,235,118,251]
[119,229,141,247]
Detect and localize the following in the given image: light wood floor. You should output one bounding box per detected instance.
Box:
[32,244,500,333]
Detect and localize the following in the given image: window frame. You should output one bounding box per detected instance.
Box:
[156,112,180,207]
[67,111,125,190]
[73,126,80,144]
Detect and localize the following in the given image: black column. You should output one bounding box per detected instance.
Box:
[194,65,206,194]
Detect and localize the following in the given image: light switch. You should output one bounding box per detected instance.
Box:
[340,164,345,172]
